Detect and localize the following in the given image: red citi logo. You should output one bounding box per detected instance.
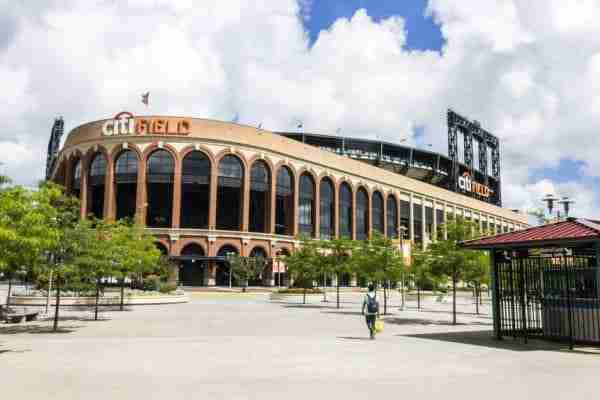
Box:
[458,172,492,198]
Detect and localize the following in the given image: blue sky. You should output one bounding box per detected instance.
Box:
[301,0,444,51]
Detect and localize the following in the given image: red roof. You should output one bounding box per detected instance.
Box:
[461,218,600,249]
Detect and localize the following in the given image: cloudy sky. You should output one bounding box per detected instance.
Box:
[1,0,599,219]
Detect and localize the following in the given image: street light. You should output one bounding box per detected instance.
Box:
[225,252,235,288]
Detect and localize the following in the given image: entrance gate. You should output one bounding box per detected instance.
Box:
[495,255,600,346]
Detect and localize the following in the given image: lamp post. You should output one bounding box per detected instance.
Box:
[226,252,234,289]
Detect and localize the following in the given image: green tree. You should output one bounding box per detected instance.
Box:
[229,254,266,292]
[109,221,163,311]
[463,250,490,315]
[321,238,354,309]
[354,232,405,315]
[284,236,319,304]
[428,217,479,325]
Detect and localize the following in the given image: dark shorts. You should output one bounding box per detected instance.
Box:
[365,314,376,330]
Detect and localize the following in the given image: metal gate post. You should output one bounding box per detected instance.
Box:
[563,258,574,350]
[491,250,502,340]
[519,257,528,344]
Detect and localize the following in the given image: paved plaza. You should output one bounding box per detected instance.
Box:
[2,289,600,399]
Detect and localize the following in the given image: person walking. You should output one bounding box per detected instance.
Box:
[362,284,380,340]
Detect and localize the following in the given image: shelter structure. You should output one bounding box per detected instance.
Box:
[462,218,600,348]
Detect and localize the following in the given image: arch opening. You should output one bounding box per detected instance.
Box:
[275,167,294,235]
[88,153,107,219]
[298,173,315,237]
[339,182,353,238]
[249,161,271,233]
[356,188,369,240]
[387,196,398,238]
[372,191,384,235]
[71,159,81,199]
[146,150,174,228]
[114,150,138,221]
[179,243,206,287]
[181,151,210,229]
[319,178,334,239]
[216,155,243,231]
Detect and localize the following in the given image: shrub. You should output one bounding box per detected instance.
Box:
[143,275,161,291]
[158,283,177,294]
[276,288,323,295]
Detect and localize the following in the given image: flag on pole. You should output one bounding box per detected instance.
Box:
[141,92,150,107]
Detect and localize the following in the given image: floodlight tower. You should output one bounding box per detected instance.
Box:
[558,197,575,219]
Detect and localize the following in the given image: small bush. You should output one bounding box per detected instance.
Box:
[276,288,323,295]
[158,283,177,294]
[143,275,161,291]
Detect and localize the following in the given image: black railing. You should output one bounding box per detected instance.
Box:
[495,255,600,347]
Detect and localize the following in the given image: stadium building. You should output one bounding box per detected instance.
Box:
[47,110,528,286]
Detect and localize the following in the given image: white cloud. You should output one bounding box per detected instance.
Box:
[1,1,600,218]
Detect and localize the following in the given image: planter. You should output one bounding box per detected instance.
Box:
[9,293,189,306]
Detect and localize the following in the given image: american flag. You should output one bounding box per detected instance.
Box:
[141,92,150,106]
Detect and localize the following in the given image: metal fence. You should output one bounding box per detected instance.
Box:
[495,255,600,347]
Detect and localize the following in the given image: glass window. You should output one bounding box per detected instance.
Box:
[339,183,353,238]
[298,174,315,236]
[319,178,334,239]
[275,166,294,235]
[115,151,138,183]
[182,151,210,184]
[356,188,368,240]
[400,200,410,240]
[147,150,174,183]
[372,191,384,234]
[386,196,398,238]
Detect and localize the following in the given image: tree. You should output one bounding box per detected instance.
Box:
[463,250,490,315]
[427,217,480,325]
[283,236,319,304]
[320,238,354,309]
[109,220,163,311]
[354,232,406,315]
[229,254,266,292]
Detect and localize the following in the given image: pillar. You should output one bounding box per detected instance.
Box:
[204,262,216,286]
[383,192,388,238]
[421,200,426,251]
[79,157,88,219]
[334,181,340,239]
[292,171,299,237]
[490,250,501,340]
[351,186,357,240]
[432,200,437,242]
[135,155,147,226]
[171,157,182,229]
[242,162,250,232]
[350,274,358,287]
[64,158,73,195]
[396,194,402,240]
[209,164,218,230]
[314,177,320,239]
[409,193,414,242]
[443,203,449,240]
[104,153,115,221]
[367,190,373,239]
[270,169,277,234]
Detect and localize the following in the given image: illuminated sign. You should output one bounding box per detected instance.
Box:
[102,112,191,136]
[458,172,492,198]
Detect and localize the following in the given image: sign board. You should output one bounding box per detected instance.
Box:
[102,112,191,137]
[458,172,492,199]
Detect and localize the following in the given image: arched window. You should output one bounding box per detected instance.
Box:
[179,243,206,287]
[249,161,270,233]
[275,166,294,235]
[88,153,107,219]
[319,178,334,239]
[387,195,398,238]
[356,187,369,240]
[216,155,243,230]
[146,150,174,228]
[298,173,315,237]
[181,151,210,229]
[372,191,384,234]
[72,159,81,199]
[114,150,138,221]
[339,182,353,238]
[248,246,268,286]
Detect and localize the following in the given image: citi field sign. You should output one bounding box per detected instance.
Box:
[458,172,492,199]
[101,112,191,136]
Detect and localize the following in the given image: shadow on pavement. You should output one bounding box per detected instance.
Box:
[337,336,371,341]
[0,324,82,334]
[385,317,490,327]
[399,330,600,354]
[323,310,363,316]
[282,304,329,309]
